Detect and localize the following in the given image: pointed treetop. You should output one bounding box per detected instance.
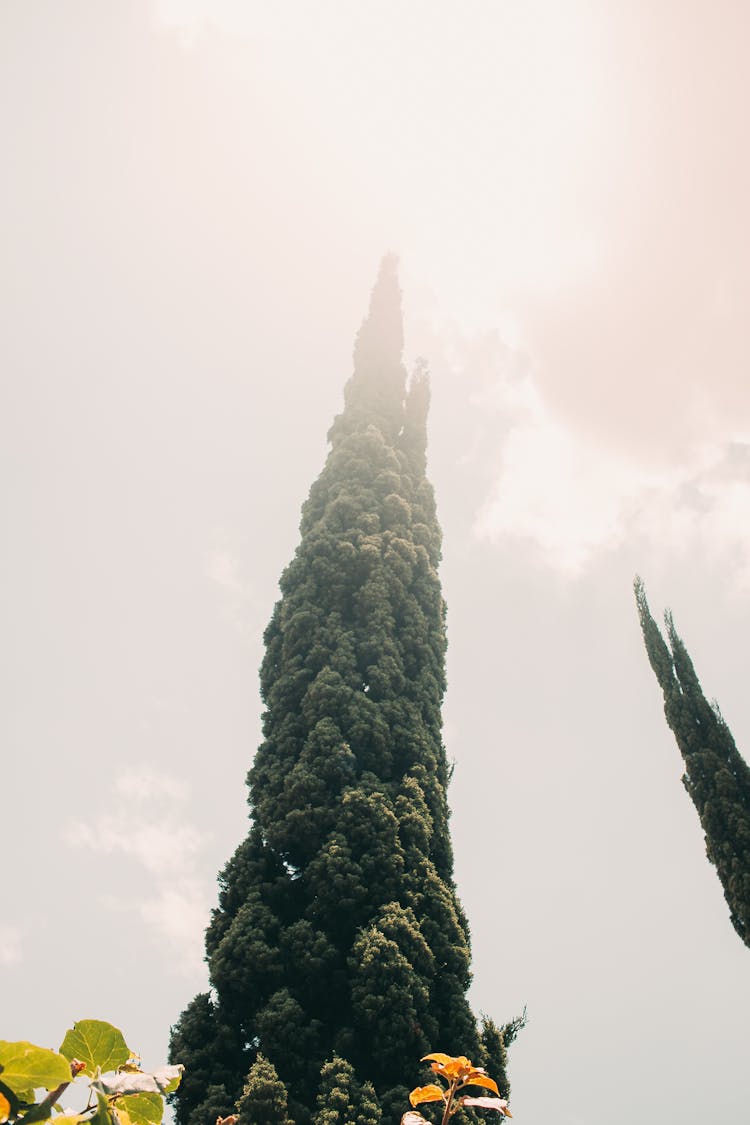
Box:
[635,576,750,948]
[330,254,407,444]
[400,357,431,473]
[352,252,404,375]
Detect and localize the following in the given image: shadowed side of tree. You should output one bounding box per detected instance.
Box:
[635,577,750,948]
[169,257,517,1124]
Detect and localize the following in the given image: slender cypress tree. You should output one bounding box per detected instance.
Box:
[635,577,750,948]
[237,1055,294,1125]
[170,257,510,1124]
[312,1056,381,1125]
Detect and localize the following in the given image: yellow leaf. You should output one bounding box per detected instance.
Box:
[439,1056,472,1081]
[115,1107,134,1125]
[409,1086,446,1107]
[420,1053,453,1066]
[463,1074,499,1095]
[0,1092,9,1125]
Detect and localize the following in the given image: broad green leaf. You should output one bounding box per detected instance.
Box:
[50,1116,86,1125]
[59,1024,129,1078]
[117,1094,163,1125]
[89,1092,114,1125]
[0,1044,71,1095]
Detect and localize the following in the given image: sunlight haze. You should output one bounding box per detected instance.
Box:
[3,4,750,1124]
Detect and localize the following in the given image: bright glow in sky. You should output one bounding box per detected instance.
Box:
[151,0,750,581]
[155,0,609,316]
[3,4,750,1124]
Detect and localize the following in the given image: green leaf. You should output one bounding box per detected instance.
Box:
[149,1069,182,1096]
[0,1044,71,1095]
[11,1091,35,1110]
[58,1024,129,1078]
[88,1092,114,1125]
[116,1094,163,1125]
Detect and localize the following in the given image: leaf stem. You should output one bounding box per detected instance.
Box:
[20,1083,71,1125]
[440,1080,457,1125]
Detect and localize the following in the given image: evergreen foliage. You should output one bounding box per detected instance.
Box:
[635,577,750,948]
[170,257,509,1122]
[312,1056,381,1125]
[237,1055,294,1125]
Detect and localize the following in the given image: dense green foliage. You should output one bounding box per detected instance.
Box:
[312,1056,380,1125]
[635,578,750,948]
[170,258,513,1123]
[236,1055,293,1125]
[0,1020,181,1125]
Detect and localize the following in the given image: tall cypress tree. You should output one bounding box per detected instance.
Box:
[170,257,509,1124]
[635,577,750,948]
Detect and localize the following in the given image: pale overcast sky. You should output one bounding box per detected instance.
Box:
[3,4,750,1125]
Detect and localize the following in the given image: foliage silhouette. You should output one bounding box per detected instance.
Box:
[636,577,750,947]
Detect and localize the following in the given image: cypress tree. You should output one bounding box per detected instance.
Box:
[237,1055,294,1125]
[312,1056,381,1125]
[635,577,750,948]
[170,257,508,1123]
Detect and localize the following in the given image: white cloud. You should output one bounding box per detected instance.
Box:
[473,371,663,574]
[152,0,256,41]
[64,770,212,977]
[206,550,245,596]
[66,817,203,879]
[114,765,190,804]
[0,926,23,967]
[205,546,261,634]
[471,364,750,586]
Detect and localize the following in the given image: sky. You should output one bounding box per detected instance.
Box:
[3,3,750,1123]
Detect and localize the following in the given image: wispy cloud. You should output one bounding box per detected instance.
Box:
[472,364,750,586]
[64,768,212,977]
[205,546,261,633]
[206,549,246,597]
[0,926,23,968]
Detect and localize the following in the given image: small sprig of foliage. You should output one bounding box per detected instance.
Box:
[0,1020,183,1125]
[403,1053,512,1125]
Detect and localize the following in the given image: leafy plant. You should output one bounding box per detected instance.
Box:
[403,1053,512,1125]
[0,1021,183,1125]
